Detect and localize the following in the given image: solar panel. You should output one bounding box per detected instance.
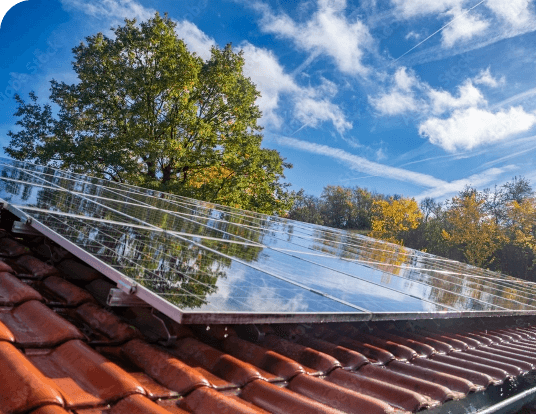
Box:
[0,157,535,324]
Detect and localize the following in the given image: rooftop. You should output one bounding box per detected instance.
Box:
[1,228,536,413]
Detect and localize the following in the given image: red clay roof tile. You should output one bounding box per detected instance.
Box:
[387,360,480,394]
[241,379,345,414]
[0,259,14,273]
[110,394,187,414]
[0,271,42,305]
[74,302,141,344]
[260,334,341,375]
[0,300,84,347]
[220,335,305,380]
[121,339,211,395]
[327,367,437,411]
[57,259,102,283]
[28,339,145,408]
[463,348,534,372]
[41,276,95,307]
[0,238,31,257]
[180,386,270,414]
[358,363,463,402]
[15,255,58,279]
[0,341,64,413]
[375,331,436,357]
[29,406,70,414]
[289,372,401,414]
[410,355,495,388]
[168,337,268,386]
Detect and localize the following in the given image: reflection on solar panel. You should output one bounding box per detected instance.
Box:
[1,157,536,324]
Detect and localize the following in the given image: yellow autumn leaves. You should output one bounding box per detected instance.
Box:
[369,197,422,244]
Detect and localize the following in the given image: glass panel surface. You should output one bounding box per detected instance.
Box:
[0,157,534,321]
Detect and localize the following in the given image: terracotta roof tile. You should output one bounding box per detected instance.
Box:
[288,373,402,414]
[109,394,187,414]
[28,339,145,408]
[0,259,14,273]
[240,379,345,414]
[0,238,31,257]
[327,367,437,411]
[41,276,95,307]
[29,406,70,414]
[15,255,58,279]
[57,259,102,283]
[0,271,42,305]
[387,360,481,394]
[220,334,305,380]
[168,337,269,386]
[0,300,84,347]
[121,339,211,394]
[0,341,64,413]
[74,302,141,344]
[179,386,270,414]
[260,334,341,375]
[410,355,496,388]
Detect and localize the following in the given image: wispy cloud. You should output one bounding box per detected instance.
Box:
[390,0,465,19]
[60,0,155,22]
[255,0,374,76]
[441,6,489,47]
[274,135,447,188]
[60,0,215,58]
[274,135,515,200]
[241,43,352,133]
[417,166,517,199]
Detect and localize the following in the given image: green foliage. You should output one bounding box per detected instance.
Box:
[6,13,292,215]
[287,185,378,231]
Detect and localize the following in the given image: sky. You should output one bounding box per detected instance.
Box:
[1,0,536,203]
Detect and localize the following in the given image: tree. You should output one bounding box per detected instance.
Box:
[442,191,504,268]
[369,197,422,245]
[6,13,292,215]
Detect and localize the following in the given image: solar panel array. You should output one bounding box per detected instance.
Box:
[0,157,535,324]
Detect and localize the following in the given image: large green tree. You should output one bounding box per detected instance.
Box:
[6,13,292,215]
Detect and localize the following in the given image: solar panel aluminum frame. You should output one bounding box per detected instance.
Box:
[4,201,536,325]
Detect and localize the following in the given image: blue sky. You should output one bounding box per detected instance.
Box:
[1,0,536,202]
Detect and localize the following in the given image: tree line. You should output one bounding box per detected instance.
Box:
[287,177,536,281]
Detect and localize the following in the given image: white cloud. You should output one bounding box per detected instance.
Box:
[369,67,421,115]
[369,90,419,115]
[241,43,299,128]
[419,106,536,152]
[61,0,216,59]
[390,0,464,18]
[174,20,215,60]
[417,167,515,200]
[61,0,154,22]
[258,0,373,75]
[405,31,421,40]
[441,7,489,48]
[473,67,505,88]
[241,43,351,133]
[485,0,534,28]
[394,67,417,91]
[274,136,447,188]
[427,80,485,114]
[294,97,352,133]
